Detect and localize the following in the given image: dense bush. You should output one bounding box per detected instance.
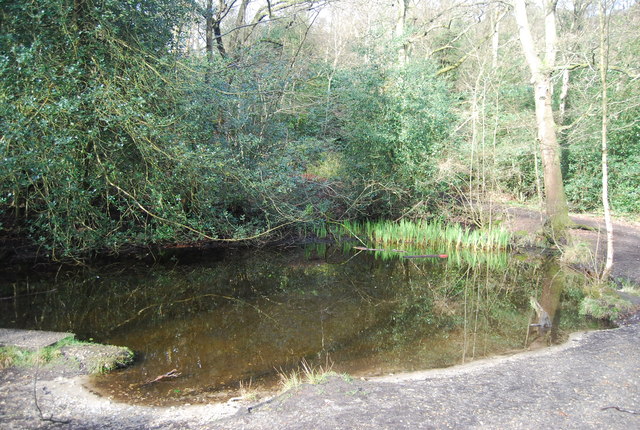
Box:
[330,59,455,218]
[1,0,196,256]
[564,87,640,215]
[0,1,456,258]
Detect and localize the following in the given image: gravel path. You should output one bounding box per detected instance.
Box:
[223,319,640,430]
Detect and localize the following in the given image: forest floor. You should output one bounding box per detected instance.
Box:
[1,209,639,429]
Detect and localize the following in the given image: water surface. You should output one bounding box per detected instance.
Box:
[0,244,604,405]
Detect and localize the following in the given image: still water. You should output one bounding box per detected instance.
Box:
[0,244,604,405]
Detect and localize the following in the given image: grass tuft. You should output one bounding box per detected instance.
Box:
[579,293,635,321]
[560,240,594,266]
[277,359,334,391]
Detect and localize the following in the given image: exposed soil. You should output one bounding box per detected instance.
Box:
[568,214,640,285]
[1,209,639,429]
[504,206,640,283]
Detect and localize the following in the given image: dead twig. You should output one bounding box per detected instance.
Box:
[33,366,71,425]
[601,406,640,415]
[0,289,57,301]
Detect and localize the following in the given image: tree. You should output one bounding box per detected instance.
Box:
[203,0,230,58]
[560,1,640,216]
[513,0,571,235]
[598,0,614,278]
[0,0,200,257]
[228,0,252,52]
[395,0,411,65]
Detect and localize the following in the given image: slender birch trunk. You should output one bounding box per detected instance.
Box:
[491,9,500,69]
[599,0,614,278]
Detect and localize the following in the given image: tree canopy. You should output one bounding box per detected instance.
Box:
[1,0,638,259]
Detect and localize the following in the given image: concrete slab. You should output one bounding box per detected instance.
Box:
[0,328,74,350]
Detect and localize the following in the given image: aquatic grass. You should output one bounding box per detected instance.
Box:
[361,245,509,269]
[314,224,328,239]
[337,219,510,251]
[297,222,332,240]
[304,242,328,259]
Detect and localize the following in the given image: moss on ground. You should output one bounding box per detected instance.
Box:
[579,290,636,321]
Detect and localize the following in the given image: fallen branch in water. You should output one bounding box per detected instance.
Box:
[142,369,182,386]
[113,292,279,331]
[0,289,57,301]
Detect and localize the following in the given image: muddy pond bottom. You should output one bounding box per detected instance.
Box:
[0,245,605,405]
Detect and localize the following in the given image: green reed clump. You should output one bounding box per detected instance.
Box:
[357,244,509,269]
[338,219,510,251]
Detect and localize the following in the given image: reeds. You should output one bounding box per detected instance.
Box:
[338,219,510,251]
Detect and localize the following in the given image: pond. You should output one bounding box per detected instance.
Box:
[0,244,605,405]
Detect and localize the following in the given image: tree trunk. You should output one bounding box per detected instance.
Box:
[513,0,571,236]
[205,0,214,60]
[214,0,228,58]
[213,20,227,58]
[229,0,251,53]
[491,9,500,69]
[535,79,570,232]
[529,260,563,346]
[558,67,569,122]
[599,0,614,278]
[205,0,228,59]
[395,0,410,65]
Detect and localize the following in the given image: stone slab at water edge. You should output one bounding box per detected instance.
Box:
[0,328,74,350]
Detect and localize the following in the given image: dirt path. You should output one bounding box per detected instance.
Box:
[504,207,640,283]
[1,212,639,429]
[568,214,640,284]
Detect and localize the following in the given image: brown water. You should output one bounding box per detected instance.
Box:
[0,244,604,405]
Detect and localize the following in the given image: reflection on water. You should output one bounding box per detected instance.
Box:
[0,244,604,405]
